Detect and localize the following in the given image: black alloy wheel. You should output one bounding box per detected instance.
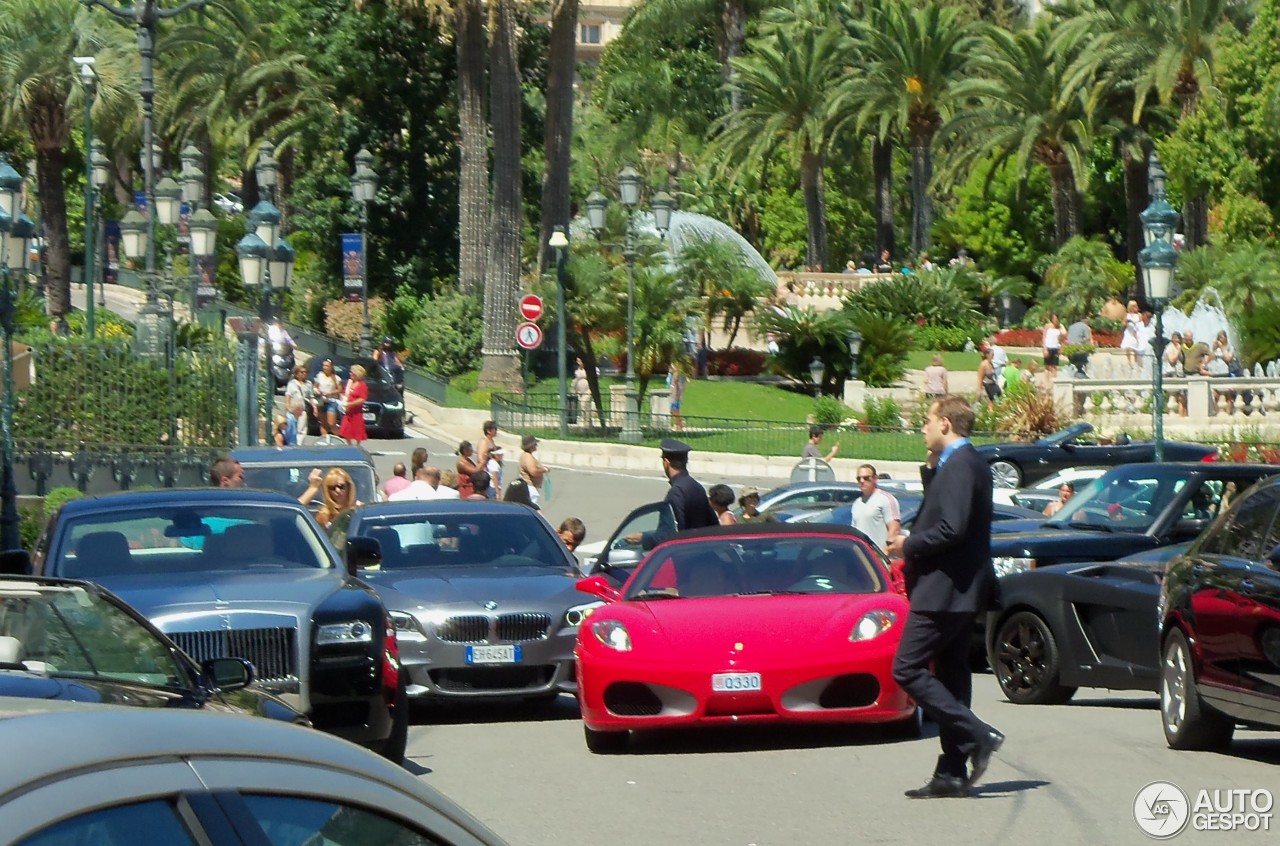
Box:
[991,611,1077,705]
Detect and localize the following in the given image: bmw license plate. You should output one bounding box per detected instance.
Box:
[466,644,521,664]
[711,672,761,692]
[363,412,376,422]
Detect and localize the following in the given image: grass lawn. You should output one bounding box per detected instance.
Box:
[522,373,820,422]
[904,350,982,372]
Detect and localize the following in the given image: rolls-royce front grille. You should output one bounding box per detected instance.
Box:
[436,613,552,644]
[170,627,298,684]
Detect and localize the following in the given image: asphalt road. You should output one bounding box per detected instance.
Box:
[358,433,1280,846]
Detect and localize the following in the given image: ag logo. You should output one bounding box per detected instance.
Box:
[1134,781,1190,839]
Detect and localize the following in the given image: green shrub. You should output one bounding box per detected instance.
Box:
[861,396,903,428]
[848,311,913,388]
[19,500,42,551]
[844,273,983,327]
[43,487,84,520]
[403,291,483,379]
[913,324,981,352]
[813,396,850,426]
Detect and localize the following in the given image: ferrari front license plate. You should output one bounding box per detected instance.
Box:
[466,645,520,664]
[711,672,762,692]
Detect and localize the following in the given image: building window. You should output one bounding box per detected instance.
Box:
[580,23,601,44]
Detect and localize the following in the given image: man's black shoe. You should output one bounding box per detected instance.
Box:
[904,775,969,799]
[968,730,1005,786]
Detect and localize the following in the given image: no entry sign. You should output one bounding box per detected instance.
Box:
[519,294,544,321]
[516,321,544,350]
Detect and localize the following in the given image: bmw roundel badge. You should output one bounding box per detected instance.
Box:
[484,601,498,610]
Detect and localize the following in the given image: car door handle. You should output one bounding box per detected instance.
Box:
[1240,578,1254,593]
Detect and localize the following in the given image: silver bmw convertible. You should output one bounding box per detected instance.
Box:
[341,501,598,702]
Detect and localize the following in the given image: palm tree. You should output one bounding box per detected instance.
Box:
[841,1,983,257]
[0,0,133,319]
[943,22,1093,247]
[537,0,578,273]
[712,19,849,270]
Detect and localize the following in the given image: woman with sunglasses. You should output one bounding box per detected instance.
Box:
[316,468,361,529]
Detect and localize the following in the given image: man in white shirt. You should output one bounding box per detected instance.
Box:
[986,337,1009,371]
[851,464,901,553]
[389,466,449,501]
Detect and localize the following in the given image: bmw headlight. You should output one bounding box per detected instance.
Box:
[388,611,427,642]
[563,601,604,628]
[992,557,1035,577]
[849,610,898,642]
[591,619,632,652]
[316,620,375,646]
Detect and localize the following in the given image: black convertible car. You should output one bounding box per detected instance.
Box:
[304,355,405,439]
[976,422,1217,488]
[986,543,1189,704]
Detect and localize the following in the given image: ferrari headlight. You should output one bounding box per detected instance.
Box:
[992,557,1035,577]
[388,611,427,642]
[564,601,604,628]
[849,610,898,642]
[591,619,632,652]
[316,620,375,646]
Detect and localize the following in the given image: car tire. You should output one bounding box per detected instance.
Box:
[991,611,1077,705]
[583,724,627,754]
[886,706,923,740]
[1161,628,1234,751]
[989,460,1022,489]
[378,671,410,765]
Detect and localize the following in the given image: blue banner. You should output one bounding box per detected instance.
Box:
[341,233,364,302]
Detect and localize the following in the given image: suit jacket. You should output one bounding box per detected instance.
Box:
[901,442,998,614]
[666,470,717,531]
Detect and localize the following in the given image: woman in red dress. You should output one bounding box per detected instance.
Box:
[338,364,369,445]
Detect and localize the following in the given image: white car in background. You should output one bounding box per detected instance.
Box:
[992,466,1109,508]
[213,191,243,214]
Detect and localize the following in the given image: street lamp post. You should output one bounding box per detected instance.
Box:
[584,170,673,443]
[1001,292,1013,329]
[809,356,824,399]
[0,154,32,551]
[74,57,98,337]
[90,142,110,311]
[350,149,377,356]
[548,226,569,439]
[847,329,864,382]
[1138,151,1180,463]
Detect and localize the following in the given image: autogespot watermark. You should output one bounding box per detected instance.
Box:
[1134,781,1274,839]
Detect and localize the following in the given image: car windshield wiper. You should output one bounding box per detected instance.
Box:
[631,588,683,601]
[734,590,810,596]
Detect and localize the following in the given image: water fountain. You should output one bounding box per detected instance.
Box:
[1160,287,1236,349]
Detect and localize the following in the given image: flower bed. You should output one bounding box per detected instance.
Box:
[994,328,1121,348]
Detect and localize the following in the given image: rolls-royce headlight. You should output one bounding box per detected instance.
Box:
[992,557,1035,577]
[382,401,404,411]
[316,620,375,646]
[388,611,427,642]
[591,619,632,652]
[563,601,604,628]
[849,610,898,642]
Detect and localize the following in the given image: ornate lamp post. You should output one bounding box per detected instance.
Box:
[350,148,377,356]
[0,154,32,551]
[1138,152,1179,463]
[809,356,825,399]
[74,57,99,336]
[584,170,673,442]
[847,329,864,382]
[244,142,293,439]
[548,226,569,439]
[90,142,110,310]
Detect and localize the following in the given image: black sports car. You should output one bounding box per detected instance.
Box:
[305,355,405,439]
[976,422,1218,488]
[986,543,1190,705]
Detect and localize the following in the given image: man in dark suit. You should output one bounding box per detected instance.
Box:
[885,395,1004,798]
[628,439,718,549]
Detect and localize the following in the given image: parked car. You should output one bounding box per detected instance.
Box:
[212,191,243,213]
[988,462,1280,577]
[24,488,409,762]
[1158,475,1280,750]
[340,500,588,702]
[0,705,506,845]
[992,466,1109,507]
[575,523,919,752]
[304,355,405,439]
[232,445,381,512]
[985,543,1190,705]
[0,574,303,723]
[976,422,1218,488]
[765,496,1043,534]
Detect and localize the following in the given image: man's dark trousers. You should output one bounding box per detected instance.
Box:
[893,613,993,780]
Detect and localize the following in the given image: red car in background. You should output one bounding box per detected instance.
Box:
[574,524,918,753]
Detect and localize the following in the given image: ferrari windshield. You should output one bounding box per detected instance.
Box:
[53,506,333,578]
[0,581,187,688]
[354,511,570,569]
[627,535,886,599]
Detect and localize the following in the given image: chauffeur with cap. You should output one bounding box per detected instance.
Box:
[627,439,717,547]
